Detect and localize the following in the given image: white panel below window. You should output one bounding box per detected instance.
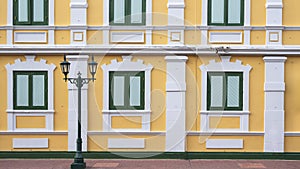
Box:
[209,32,243,43]
[13,138,48,148]
[108,138,145,149]
[14,32,47,43]
[110,32,145,43]
[206,139,243,149]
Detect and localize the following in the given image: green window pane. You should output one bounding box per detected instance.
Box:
[113,76,125,106]
[18,0,29,22]
[32,75,45,106]
[130,76,141,106]
[211,0,224,24]
[131,0,143,23]
[114,0,125,23]
[210,76,223,107]
[16,75,29,106]
[33,0,44,22]
[228,0,241,24]
[227,76,240,107]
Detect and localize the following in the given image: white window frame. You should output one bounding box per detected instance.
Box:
[101,56,153,132]
[199,55,252,132]
[5,55,56,131]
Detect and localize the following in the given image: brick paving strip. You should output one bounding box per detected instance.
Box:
[1,159,300,169]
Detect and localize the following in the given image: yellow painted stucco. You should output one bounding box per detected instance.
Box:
[250,31,266,45]
[0,135,68,151]
[87,30,103,44]
[35,55,69,131]
[110,30,146,44]
[152,0,168,26]
[251,0,266,26]
[209,117,240,129]
[0,30,6,44]
[185,0,201,26]
[285,137,300,152]
[55,0,70,26]
[87,0,103,26]
[283,0,300,26]
[88,56,166,132]
[185,30,201,45]
[88,135,165,151]
[232,56,265,132]
[152,31,168,45]
[16,116,46,129]
[283,31,300,45]
[111,116,142,129]
[187,136,264,152]
[0,0,7,26]
[285,57,300,132]
[55,30,70,44]
[186,56,202,131]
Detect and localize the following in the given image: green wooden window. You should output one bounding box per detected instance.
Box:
[208,0,244,26]
[13,0,48,25]
[207,72,243,111]
[109,0,146,25]
[13,71,48,110]
[109,71,145,110]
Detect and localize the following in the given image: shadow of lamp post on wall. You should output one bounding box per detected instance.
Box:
[60,55,98,169]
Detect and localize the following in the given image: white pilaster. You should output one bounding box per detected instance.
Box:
[266,0,283,45]
[70,0,87,45]
[67,55,89,152]
[165,56,188,152]
[263,56,286,152]
[168,0,185,45]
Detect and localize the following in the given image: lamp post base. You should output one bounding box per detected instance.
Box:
[71,162,86,169]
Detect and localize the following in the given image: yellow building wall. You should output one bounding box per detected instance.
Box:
[0,30,6,44]
[152,0,168,26]
[285,137,300,152]
[55,0,70,26]
[285,57,300,132]
[152,31,168,45]
[55,31,70,44]
[88,56,166,132]
[87,30,103,44]
[16,116,46,129]
[185,30,201,45]
[88,135,165,151]
[283,31,300,45]
[232,56,265,132]
[209,117,240,129]
[283,0,300,26]
[187,136,264,152]
[251,0,266,26]
[250,31,266,45]
[185,0,201,26]
[87,0,103,26]
[0,135,68,151]
[0,0,7,26]
[111,116,142,129]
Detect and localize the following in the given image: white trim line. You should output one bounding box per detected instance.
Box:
[0,131,68,135]
[187,131,264,136]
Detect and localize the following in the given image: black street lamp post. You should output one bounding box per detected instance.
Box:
[60,55,98,169]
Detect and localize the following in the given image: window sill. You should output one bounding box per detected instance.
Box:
[102,110,151,114]
[200,111,250,115]
[6,109,55,114]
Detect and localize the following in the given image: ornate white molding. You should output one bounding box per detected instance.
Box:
[101,56,153,131]
[199,56,252,132]
[5,55,56,131]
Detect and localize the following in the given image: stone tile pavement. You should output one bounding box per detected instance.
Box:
[0,159,300,169]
